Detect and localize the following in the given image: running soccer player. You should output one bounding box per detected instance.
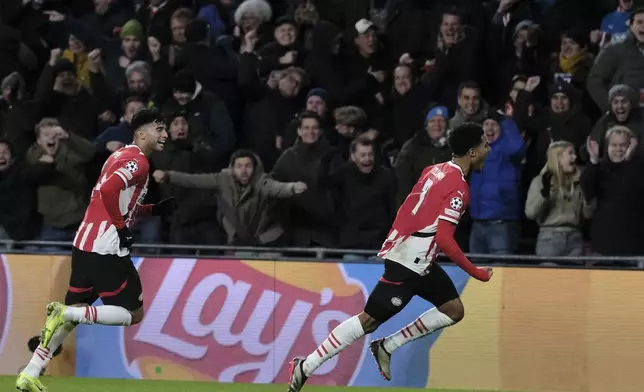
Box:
[16,109,174,392]
[287,122,493,392]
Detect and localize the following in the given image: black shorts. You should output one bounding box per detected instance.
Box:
[364,259,459,322]
[65,248,143,311]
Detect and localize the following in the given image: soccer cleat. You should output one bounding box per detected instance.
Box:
[370,338,392,381]
[286,358,308,392]
[40,302,67,349]
[15,373,47,392]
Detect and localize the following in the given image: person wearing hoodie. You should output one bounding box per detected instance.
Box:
[581,125,644,257]
[449,81,489,129]
[469,110,526,255]
[271,112,344,247]
[587,8,644,112]
[394,105,451,206]
[154,149,307,246]
[582,84,644,161]
[0,71,38,159]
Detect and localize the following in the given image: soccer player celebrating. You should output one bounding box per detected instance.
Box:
[287,122,493,392]
[16,109,175,392]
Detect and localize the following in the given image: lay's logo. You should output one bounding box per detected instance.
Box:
[123,259,368,385]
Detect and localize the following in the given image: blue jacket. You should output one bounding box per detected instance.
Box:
[469,118,525,221]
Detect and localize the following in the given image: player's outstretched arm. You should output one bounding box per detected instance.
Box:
[435,219,492,282]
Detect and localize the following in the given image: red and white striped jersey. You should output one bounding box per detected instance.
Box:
[73,145,150,256]
[378,161,469,275]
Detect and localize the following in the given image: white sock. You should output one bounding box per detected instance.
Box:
[23,322,75,378]
[64,305,132,326]
[302,315,365,377]
[382,308,454,354]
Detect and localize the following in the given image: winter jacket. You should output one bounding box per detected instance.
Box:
[470,118,526,220]
[166,153,299,246]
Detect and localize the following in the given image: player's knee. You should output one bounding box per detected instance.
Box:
[438,299,464,324]
[129,307,144,325]
[358,312,381,334]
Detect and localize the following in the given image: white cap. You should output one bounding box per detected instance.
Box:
[355,18,375,35]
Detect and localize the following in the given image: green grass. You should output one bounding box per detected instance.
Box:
[0,376,506,392]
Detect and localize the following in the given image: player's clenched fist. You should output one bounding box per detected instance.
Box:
[153,169,167,183]
[476,267,494,282]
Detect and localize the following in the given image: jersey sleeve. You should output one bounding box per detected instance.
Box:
[113,157,149,189]
[438,183,467,225]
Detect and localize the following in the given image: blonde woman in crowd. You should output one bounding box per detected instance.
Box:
[525,141,592,258]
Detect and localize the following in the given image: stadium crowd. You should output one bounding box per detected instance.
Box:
[1,0,644,261]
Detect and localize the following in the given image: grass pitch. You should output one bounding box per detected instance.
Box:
[0,376,507,392]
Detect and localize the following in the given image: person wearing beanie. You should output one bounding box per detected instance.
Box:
[468,111,525,255]
[584,83,644,160]
[587,7,644,112]
[394,105,451,205]
[162,70,235,168]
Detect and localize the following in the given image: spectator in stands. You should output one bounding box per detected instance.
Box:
[593,0,633,47]
[0,71,38,158]
[524,82,592,181]
[79,0,133,39]
[272,112,344,247]
[258,17,303,75]
[525,141,591,257]
[162,71,235,170]
[47,12,147,90]
[330,137,396,250]
[61,35,91,89]
[233,0,274,49]
[423,9,479,112]
[154,149,307,246]
[0,139,53,244]
[95,96,146,153]
[305,21,376,109]
[26,119,95,244]
[35,51,105,139]
[550,29,594,103]
[469,111,525,255]
[395,105,451,205]
[238,34,306,170]
[584,84,644,160]
[389,64,432,151]
[113,61,157,111]
[151,110,223,246]
[279,88,332,151]
[587,8,644,112]
[174,18,240,121]
[449,81,489,129]
[581,126,644,257]
[332,106,369,159]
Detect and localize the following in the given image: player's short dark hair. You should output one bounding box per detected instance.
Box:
[230,149,258,168]
[457,80,480,97]
[298,111,321,128]
[447,122,484,157]
[130,109,166,132]
[350,136,374,154]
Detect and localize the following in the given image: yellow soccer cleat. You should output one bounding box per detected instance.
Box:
[15,373,47,392]
[40,302,67,349]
